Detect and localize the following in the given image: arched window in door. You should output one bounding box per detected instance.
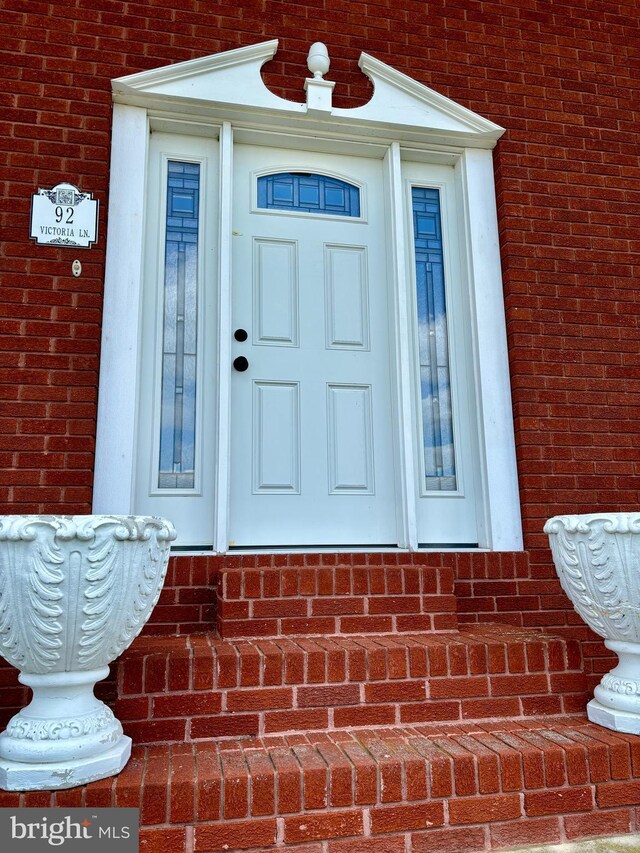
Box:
[257,172,360,217]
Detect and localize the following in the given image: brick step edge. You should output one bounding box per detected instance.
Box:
[115,625,588,742]
[3,716,639,853]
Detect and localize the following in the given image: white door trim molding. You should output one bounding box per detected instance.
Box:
[214,121,234,554]
[458,148,523,549]
[94,40,523,551]
[93,103,148,516]
[383,142,418,550]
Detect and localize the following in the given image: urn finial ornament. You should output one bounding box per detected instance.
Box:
[307,42,330,79]
[304,42,334,114]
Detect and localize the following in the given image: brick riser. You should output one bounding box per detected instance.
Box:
[114,625,588,744]
[2,717,638,853]
[146,553,488,636]
[217,561,457,638]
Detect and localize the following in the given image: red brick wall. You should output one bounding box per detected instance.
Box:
[1,1,638,645]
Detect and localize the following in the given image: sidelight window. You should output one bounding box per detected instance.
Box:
[157,161,200,489]
[411,187,456,492]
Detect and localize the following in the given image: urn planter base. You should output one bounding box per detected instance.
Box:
[0,738,131,792]
[0,668,131,790]
[587,638,640,734]
[587,699,640,734]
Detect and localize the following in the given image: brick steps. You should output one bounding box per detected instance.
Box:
[114,625,589,744]
[3,716,638,853]
[0,550,626,852]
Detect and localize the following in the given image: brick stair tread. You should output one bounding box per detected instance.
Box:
[4,715,639,852]
[116,624,588,743]
[125,623,581,678]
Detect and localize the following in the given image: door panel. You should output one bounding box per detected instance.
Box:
[253,239,299,346]
[326,384,375,494]
[229,145,397,547]
[252,381,301,494]
[324,245,370,349]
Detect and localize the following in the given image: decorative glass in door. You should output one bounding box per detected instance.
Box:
[158,161,200,489]
[257,172,360,217]
[411,186,456,491]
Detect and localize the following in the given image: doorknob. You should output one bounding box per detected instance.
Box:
[233,356,249,372]
[234,328,248,342]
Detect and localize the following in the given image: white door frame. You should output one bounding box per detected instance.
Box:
[94,41,523,552]
[214,121,234,553]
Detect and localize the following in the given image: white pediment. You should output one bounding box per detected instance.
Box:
[334,53,503,142]
[112,40,503,148]
[113,40,304,114]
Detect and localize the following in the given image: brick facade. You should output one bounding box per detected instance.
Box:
[2,0,638,521]
[1,2,639,847]
[2,0,638,662]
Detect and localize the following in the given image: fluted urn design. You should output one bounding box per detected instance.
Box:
[545,512,640,734]
[0,515,175,791]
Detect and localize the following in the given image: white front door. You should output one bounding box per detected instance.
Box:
[228,145,397,547]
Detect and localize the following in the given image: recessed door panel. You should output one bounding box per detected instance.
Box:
[324,245,370,350]
[253,238,299,347]
[252,381,301,493]
[327,384,374,494]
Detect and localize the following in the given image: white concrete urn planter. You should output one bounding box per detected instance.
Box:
[545,512,640,734]
[0,515,175,791]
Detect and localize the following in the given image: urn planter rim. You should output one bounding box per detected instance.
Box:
[0,514,176,542]
[544,511,640,535]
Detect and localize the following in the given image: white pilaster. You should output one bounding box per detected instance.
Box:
[384,142,419,551]
[214,122,234,553]
[93,104,148,515]
[458,148,523,550]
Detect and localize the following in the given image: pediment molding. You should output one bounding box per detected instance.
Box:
[112,40,504,149]
[341,53,502,139]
